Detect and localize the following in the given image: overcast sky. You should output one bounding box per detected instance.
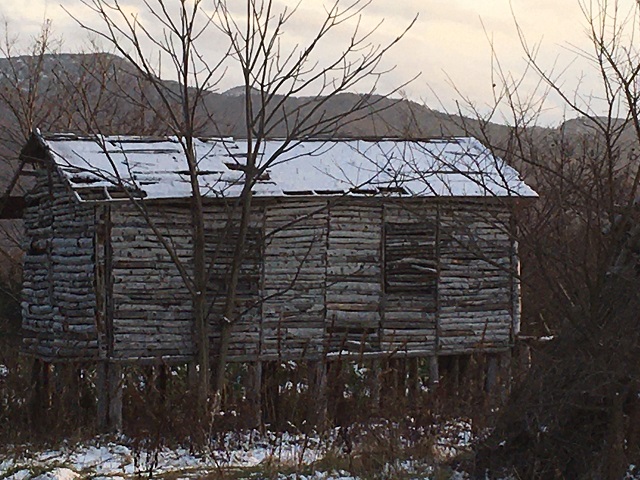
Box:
[0,0,629,125]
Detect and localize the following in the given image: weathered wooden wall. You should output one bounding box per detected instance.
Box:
[23,175,521,363]
[438,201,515,353]
[262,201,327,359]
[253,198,516,360]
[326,203,381,354]
[382,203,438,355]
[107,204,195,361]
[207,206,264,360]
[22,168,99,360]
[100,202,266,362]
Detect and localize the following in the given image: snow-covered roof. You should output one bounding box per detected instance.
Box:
[31,133,537,201]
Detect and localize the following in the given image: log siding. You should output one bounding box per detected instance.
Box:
[109,204,195,361]
[262,201,328,359]
[22,167,99,360]
[23,176,523,363]
[382,204,438,355]
[438,202,514,353]
[326,203,382,354]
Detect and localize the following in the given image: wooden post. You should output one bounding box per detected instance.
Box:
[516,342,532,373]
[42,362,52,409]
[379,358,393,410]
[370,359,382,411]
[499,350,512,400]
[97,363,106,429]
[456,354,471,397]
[53,363,80,422]
[428,355,439,388]
[97,362,123,432]
[96,206,122,432]
[396,358,407,395]
[70,364,81,416]
[187,360,198,391]
[143,365,154,398]
[451,355,460,396]
[310,360,328,427]
[245,361,263,429]
[485,354,499,393]
[157,365,169,407]
[29,359,50,427]
[407,357,419,409]
[262,361,279,427]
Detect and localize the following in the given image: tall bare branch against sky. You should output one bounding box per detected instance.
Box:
[0,0,631,123]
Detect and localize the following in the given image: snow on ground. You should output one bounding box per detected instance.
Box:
[0,424,474,479]
[0,432,353,479]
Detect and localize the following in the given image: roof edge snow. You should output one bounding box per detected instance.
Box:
[24,133,538,201]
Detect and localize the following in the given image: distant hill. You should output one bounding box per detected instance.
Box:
[1,51,638,196]
[0,52,516,140]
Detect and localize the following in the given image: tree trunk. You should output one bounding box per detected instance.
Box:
[187,141,209,419]
[212,175,256,397]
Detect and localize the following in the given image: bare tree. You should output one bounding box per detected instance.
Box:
[442,1,640,477]
[209,0,416,396]
[0,22,79,327]
[0,22,62,260]
[67,0,416,415]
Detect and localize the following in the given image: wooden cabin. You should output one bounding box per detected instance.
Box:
[20,132,535,426]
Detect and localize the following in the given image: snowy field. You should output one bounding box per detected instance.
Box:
[0,423,474,479]
[4,422,640,478]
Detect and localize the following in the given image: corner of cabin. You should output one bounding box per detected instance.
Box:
[21,139,101,361]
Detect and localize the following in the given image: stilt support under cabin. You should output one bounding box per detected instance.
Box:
[451,356,461,396]
[485,354,499,393]
[370,359,382,411]
[262,362,279,426]
[157,365,169,406]
[97,362,123,432]
[485,350,513,399]
[310,360,328,427]
[30,359,52,426]
[407,357,419,408]
[53,363,81,418]
[499,349,512,400]
[516,342,532,372]
[429,355,439,388]
[245,361,262,429]
[187,360,198,391]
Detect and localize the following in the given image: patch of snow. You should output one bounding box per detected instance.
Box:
[0,458,16,472]
[215,431,329,468]
[625,464,640,479]
[276,472,359,479]
[432,419,474,462]
[449,471,471,480]
[41,134,537,201]
[32,467,79,480]
[4,469,30,480]
[35,451,64,463]
[0,424,474,479]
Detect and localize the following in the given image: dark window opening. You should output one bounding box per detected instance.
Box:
[384,222,437,303]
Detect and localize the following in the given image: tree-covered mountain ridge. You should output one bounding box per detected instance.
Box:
[0,51,637,194]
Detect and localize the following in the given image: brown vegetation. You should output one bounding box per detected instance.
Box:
[7,3,640,479]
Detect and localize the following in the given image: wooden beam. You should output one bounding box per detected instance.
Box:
[97,362,123,432]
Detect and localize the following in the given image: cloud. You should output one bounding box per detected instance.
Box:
[0,0,630,122]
